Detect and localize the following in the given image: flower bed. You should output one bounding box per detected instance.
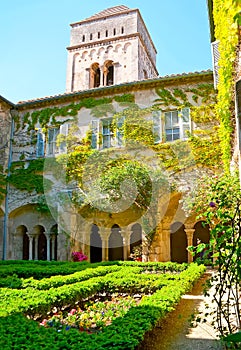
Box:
[40,294,140,333]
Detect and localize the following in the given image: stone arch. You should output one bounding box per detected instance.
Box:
[170,222,188,263]
[32,225,47,260]
[114,44,122,52]
[90,224,102,263]
[105,45,113,53]
[14,225,29,260]
[108,224,123,261]
[81,50,88,59]
[130,223,142,256]
[97,47,105,57]
[123,42,131,53]
[193,221,211,261]
[89,49,96,58]
[89,62,100,88]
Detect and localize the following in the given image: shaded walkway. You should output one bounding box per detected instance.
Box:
[137,271,224,350]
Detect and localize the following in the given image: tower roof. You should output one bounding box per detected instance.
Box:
[71,5,132,26]
[84,5,130,21]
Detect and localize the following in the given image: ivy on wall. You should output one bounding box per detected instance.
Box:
[0,166,6,203]
[7,85,221,212]
[212,0,240,172]
[8,159,52,193]
[21,94,135,131]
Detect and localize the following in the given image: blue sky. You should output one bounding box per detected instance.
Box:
[0,0,212,103]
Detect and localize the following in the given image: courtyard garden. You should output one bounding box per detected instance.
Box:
[0,260,205,349]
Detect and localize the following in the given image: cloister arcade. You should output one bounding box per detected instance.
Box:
[0,204,210,262]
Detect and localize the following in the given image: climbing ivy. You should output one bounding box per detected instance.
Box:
[8,159,53,193]
[212,0,240,172]
[22,94,135,131]
[0,166,6,202]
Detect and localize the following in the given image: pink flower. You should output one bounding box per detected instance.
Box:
[68,308,77,315]
[72,251,88,262]
[40,319,47,326]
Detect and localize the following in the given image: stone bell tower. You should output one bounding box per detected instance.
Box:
[66,5,158,92]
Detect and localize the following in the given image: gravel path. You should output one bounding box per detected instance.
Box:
[137,271,225,350]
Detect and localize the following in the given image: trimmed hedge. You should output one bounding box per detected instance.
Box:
[0,262,205,349]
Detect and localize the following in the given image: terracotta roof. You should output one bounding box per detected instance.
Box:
[0,95,15,107]
[82,5,130,21]
[16,70,213,107]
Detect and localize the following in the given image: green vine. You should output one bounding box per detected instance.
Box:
[22,94,135,132]
[212,0,240,172]
[8,159,53,193]
[154,83,216,108]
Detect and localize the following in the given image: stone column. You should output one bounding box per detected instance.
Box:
[51,235,56,260]
[160,219,171,262]
[99,227,110,261]
[45,233,51,261]
[103,68,107,87]
[99,66,104,87]
[184,225,195,263]
[34,235,38,260]
[121,228,131,260]
[28,234,34,261]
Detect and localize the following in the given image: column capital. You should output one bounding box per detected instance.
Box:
[99,227,110,240]
[184,221,195,230]
[27,233,35,240]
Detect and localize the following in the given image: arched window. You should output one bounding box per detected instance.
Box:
[103,60,114,86]
[98,32,100,39]
[113,28,116,35]
[106,30,108,37]
[90,33,93,40]
[121,26,124,34]
[82,35,85,42]
[89,63,101,88]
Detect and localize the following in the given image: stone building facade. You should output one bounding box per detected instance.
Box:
[0,6,214,263]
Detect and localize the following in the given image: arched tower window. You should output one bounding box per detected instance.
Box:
[104,60,114,86]
[90,62,101,88]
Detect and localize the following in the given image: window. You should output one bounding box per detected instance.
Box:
[152,111,162,143]
[90,63,100,88]
[121,26,124,34]
[164,108,190,142]
[47,127,59,155]
[36,129,45,157]
[103,60,114,86]
[82,35,85,42]
[91,118,122,149]
[105,30,108,37]
[98,32,100,39]
[102,119,114,149]
[113,28,116,36]
[59,124,69,154]
[90,33,93,40]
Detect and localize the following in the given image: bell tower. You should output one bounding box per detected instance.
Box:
[66,5,158,92]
